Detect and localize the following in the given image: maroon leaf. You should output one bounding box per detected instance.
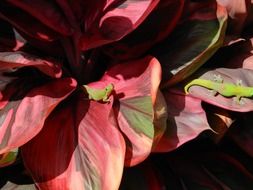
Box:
[206,38,253,70]
[120,160,164,190]
[162,139,253,189]
[0,1,60,41]
[217,0,252,42]
[22,92,125,190]
[8,0,72,36]
[80,0,159,50]
[0,19,25,52]
[227,112,253,157]
[102,0,185,62]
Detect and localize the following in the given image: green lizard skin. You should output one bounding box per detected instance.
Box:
[83,83,114,102]
[184,79,253,102]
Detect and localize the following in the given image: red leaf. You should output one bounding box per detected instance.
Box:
[0,1,60,41]
[8,0,72,36]
[21,92,125,190]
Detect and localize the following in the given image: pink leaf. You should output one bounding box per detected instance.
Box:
[21,92,125,190]
[0,52,62,78]
[153,88,211,152]
[185,68,253,112]
[0,77,76,154]
[101,56,162,166]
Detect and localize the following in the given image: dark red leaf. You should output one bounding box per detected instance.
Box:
[102,0,185,62]
[80,0,159,50]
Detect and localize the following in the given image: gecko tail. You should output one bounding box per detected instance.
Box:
[184,79,214,94]
[184,80,198,94]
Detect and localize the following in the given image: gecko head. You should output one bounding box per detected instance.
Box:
[105,83,114,93]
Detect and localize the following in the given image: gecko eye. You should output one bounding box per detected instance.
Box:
[105,84,114,91]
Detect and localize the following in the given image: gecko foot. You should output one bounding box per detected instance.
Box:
[236,79,243,86]
[213,74,223,83]
[233,96,245,105]
[208,90,217,96]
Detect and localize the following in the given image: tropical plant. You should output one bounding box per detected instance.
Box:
[0,0,253,189]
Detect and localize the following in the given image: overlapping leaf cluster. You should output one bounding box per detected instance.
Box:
[0,0,253,189]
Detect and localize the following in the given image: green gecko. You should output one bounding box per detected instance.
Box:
[184,75,253,104]
[83,83,114,102]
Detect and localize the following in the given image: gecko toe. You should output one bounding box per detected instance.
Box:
[213,74,223,83]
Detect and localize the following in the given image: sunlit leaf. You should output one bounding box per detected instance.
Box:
[22,92,125,190]
[185,68,253,112]
[0,77,76,154]
[101,56,161,166]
